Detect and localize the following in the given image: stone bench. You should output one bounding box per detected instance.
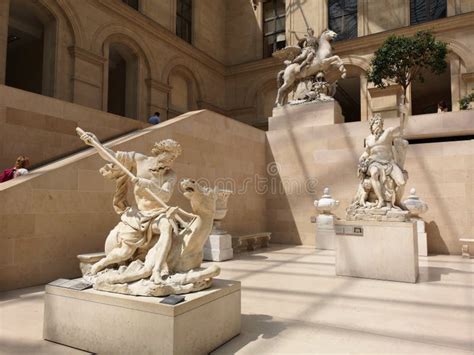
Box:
[459,238,474,258]
[232,233,271,254]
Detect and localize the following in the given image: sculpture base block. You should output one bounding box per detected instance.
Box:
[315,214,336,250]
[335,220,419,283]
[203,234,233,261]
[269,100,344,130]
[346,207,410,222]
[44,279,241,355]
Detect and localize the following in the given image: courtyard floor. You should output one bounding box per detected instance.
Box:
[0,245,473,354]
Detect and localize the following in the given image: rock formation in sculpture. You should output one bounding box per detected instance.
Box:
[346,114,410,222]
[76,128,220,296]
[273,28,346,106]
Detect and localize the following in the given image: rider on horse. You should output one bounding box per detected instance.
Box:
[291,28,318,74]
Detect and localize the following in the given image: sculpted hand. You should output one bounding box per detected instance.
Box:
[131,177,149,187]
[80,132,99,146]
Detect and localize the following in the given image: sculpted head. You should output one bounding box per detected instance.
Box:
[321,29,337,41]
[307,27,314,37]
[151,139,182,171]
[180,179,217,216]
[369,114,384,136]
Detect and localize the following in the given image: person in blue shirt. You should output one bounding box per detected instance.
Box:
[148,111,161,125]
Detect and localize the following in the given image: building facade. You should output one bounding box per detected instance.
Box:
[1,0,474,128]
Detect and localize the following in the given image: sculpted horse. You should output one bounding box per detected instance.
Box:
[275,29,346,106]
[91,179,221,296]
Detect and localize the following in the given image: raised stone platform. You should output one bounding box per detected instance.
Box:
[335,220,419,283]
[203,234,234,261]
[232,233,271,254]
[269,100,344,131]
[44,279,241,355]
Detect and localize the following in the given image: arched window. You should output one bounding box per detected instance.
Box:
[107,43,138,119]
[6,0,56,96]
[167,67,200,118]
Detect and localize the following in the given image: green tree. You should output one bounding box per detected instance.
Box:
[368,30,448,105]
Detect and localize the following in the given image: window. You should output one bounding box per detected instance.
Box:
[176,0,192,43]
[410,0,446,25]
[328,0,357,41]
[263,0,286,58]
[122,0,139,10]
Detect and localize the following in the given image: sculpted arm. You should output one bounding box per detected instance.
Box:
[80,132,117,162]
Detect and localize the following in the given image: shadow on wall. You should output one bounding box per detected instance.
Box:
[426,221,449,255]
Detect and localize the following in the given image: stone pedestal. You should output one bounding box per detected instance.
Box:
[316,214,336,250]
[269,100,344,131]
[203,234,234,261]
[415,219,428,256]
[44,279,241,355]
[335,220,419,283]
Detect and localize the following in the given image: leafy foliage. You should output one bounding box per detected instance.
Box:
[367,31,447,95]
[459,92,474,110]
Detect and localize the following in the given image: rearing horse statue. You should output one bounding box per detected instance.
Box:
[275,29,347,106]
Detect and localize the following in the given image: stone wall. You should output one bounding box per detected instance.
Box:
[0,109,267,291]
[266,110,474,255]
[0,85,147,171]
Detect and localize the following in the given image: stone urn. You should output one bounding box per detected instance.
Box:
[212,189,233,235]
[314,187,339,215]
[403,188,428,218]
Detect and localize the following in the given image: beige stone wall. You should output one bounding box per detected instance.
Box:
[140,0,175,31]
[359,0,409,36]
[266,110,474,254]
[0,109,267,291]
[0,85,146,171]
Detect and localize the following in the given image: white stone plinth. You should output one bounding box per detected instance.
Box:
[203,234,233,261]
[415,219,428,256]
[269,100,344,131]
[316,214,336,250]
[335,220,419,283]
[43,279,241,355]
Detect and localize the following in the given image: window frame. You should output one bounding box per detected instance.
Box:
[328,0,358,42]
[176,0,193,44]
[121,0,139,11]
[263,0,286,58]
[410,0,447,25]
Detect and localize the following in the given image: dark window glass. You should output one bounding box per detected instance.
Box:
[263,0,286,58]
[122,0,139,10]
[328,0,357,41]
[410,0,446,25]
[176,0,192,43]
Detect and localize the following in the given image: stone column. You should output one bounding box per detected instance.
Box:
[0,0,10,85]
[68,46,105,110]
[360,73,369,121]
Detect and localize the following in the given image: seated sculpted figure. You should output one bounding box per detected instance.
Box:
[352,114,408,210]
[79,132,182,276]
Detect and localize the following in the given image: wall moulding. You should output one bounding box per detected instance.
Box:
[146,79,172,93]
[333,11,474,55]
[91,0,226,77]
[68,46,106,66]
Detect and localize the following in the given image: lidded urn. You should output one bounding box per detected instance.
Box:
[314,187,339,215]
[403,188,428,218]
